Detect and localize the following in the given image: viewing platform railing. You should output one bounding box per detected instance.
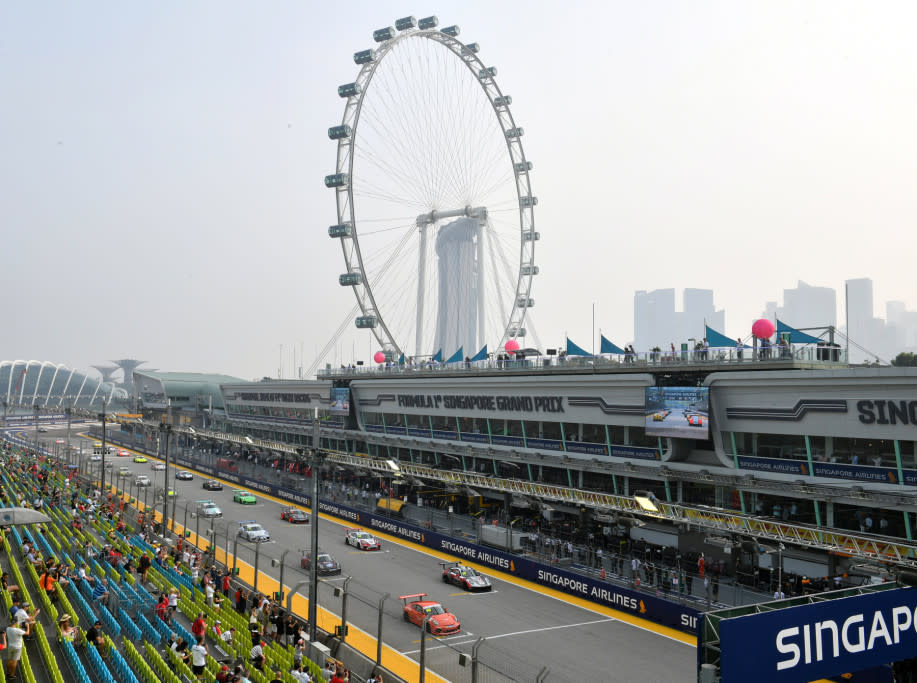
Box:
[317,344,848,378]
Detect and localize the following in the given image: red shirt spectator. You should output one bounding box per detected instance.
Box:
[191,614,206,640]
[155,597,169,622]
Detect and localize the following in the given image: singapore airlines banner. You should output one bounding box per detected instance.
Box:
[719,586,915,682]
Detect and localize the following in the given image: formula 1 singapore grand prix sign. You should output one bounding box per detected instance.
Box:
[719,587,917,682]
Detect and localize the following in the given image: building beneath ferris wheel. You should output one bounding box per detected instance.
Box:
[201,351,917,585]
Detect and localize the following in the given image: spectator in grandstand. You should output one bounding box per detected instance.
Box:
[290,663,312,682]
[13,602,38,627]
[92,577,111,607]
[205,581,215,608]
[58,614,76,641]
[25,545,41,567]
[156,594,170,623]
[171,635,190,665]
[293,639,306,668]
[0,572,20,597]
[191,637,208,679]
[221,570,232,597]
[270,670,284,683]
[138,553,152,583]
[221,626,236,645]
[285,614,299,646]
[268,604,281,641]
[40,565,67,598]
[168,587,180,618]
[235,587,248,613]
[250,639,265,671]
[85,619,106,653]
[5,618,30,678]
[191,612,207,641]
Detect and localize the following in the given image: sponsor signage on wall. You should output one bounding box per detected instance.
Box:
[737,455,917,486]
[719,587,917,682]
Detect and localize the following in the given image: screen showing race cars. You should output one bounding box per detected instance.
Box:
[644,386,709,439]
[329,387,351,416]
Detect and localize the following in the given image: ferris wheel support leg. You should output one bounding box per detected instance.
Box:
[476,221,486,352]
[416,224,428,358]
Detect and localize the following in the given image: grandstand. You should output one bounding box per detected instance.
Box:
[0,446,336,683]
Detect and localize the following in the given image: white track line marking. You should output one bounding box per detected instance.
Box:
[402,617,616,654]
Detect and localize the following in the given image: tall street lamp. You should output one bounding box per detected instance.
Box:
[159,423,172,537]
[308,420,323,642]
[99,401,108,494]
[33,403,40,455]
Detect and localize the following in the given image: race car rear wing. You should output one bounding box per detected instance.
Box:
[398,593,427,605]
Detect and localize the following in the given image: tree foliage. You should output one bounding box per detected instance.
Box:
[891,352,917,366]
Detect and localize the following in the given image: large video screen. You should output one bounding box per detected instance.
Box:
[329,387,351,416]
[645,386,710,439]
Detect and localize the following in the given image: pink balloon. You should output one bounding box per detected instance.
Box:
[505,339,520,353]
[752,318,775,339]
[373,351,386,364]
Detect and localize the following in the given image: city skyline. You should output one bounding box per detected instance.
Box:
[3,2,916,379]
[629,278,917,364]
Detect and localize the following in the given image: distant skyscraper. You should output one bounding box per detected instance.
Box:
[845,278,879,363]
[887,302,917,350]
[765,281,837,329]
[634,288,724,351]
[682,288,725,341]
[634,288,675,351]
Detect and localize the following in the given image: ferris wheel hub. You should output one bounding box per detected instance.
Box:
[416,206,487,227]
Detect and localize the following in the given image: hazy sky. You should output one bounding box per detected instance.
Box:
[3,1,916,380]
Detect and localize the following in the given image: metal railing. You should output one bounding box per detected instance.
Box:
[317,345,847,378]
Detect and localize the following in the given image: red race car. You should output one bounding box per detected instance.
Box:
[687,414,706,427]
[400,593,460,636]
[280,507,310,524]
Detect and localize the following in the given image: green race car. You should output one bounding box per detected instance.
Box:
[233,489,257,505]
[133,455,148,463]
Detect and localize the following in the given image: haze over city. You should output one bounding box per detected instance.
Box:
[3,1,916,380]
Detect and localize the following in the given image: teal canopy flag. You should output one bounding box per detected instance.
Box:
[445,347,464,364]
[705,325,738,349]
[566,337,592,357]
[776,319,824,344]
[470,345,488,362]
[397,353,405,365]
[600,335,625,355]
[432,349,442,363]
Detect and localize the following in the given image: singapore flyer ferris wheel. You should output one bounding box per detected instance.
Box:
[325,15,538,362]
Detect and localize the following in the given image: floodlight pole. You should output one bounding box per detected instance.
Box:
[99,401,106,493]
[34,403,40,455]
[308,420,322,641]
[419,615,431,683]
[159,422,172,536]
[65,404,72,466]
[376,594,389,665]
